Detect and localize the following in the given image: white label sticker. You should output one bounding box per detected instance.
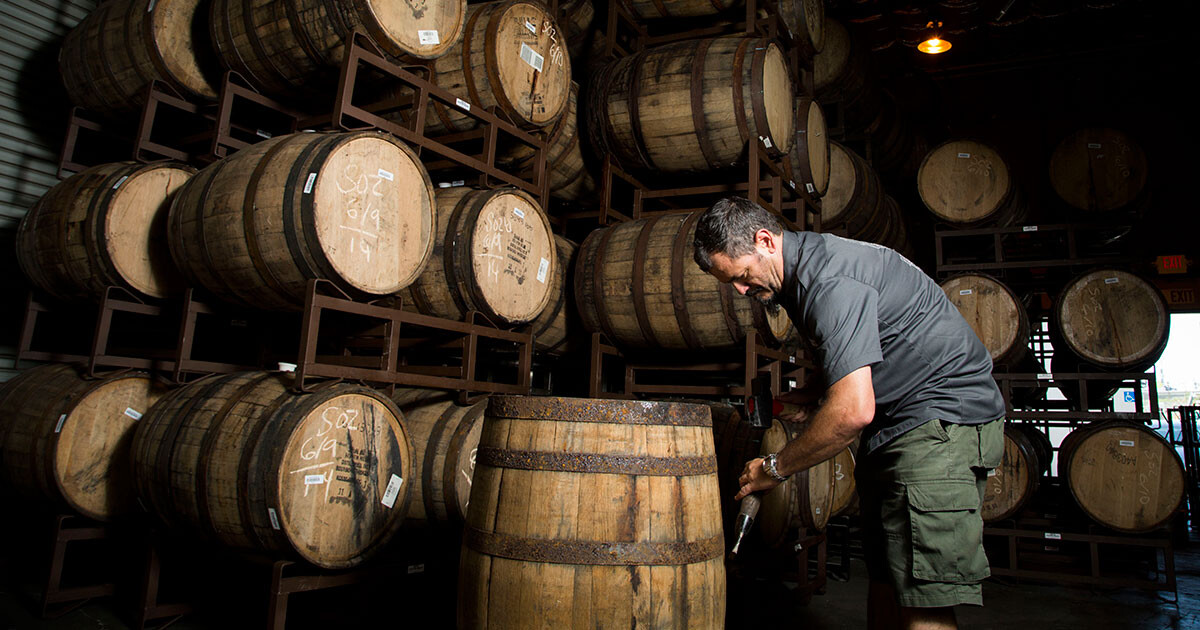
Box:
[381,474,404,508]
[520,43,544,72]
[304,474,326,485]
[455,98,471,111]
[815,507,821,515]
[1037,373,1052,380]
[54,414,67,434]
[451,180,464,187]
[788,180,796,189]
[124,407,143,420]
[1023,225,1038,232]
[988,469,997,477]
[268,508,281,530]
[760,136,772,149]
[789,356,796,363]
[525,19,538,34]
[1045,532,1062,540]
[377,168,394,181]
[513,207,526,219]
[957,153,971,158]
[407,564,425,574]
[537,257,549,283]
[303,172,317,194]
[112,175,129,190]
[147,0,156,11]
[806,183,815,193]
[256,129,272,139]
[1104,277,1119,284]
[418,29,440,45]
[959,289,973,295]
[1088,143,1102,149]
[1119,439,1135,447]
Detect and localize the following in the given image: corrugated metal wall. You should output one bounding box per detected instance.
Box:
[0,0,96,380]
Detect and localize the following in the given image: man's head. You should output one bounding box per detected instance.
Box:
[693,197,786,306]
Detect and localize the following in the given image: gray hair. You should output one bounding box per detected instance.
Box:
[693,197,784,271]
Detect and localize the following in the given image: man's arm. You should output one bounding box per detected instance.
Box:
[735,365,874,500]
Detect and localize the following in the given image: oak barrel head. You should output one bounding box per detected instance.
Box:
[918,139,1015,225]
[981,424,1039,522]
[1053,269,1169,370]
[940,273,1030,366]
[1049,128,1148,213]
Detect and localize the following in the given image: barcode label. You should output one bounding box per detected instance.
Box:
[112,175,129,190]
[377,168,394,181]
[418,29,440,45]
[788,180,796,189]
[957,153,971,158]
[1037,373,1052,380]
[1119,439,1135,447]
[519,43,544,72]
[305,474,326,485]
[513,207,526,219]
[455,98,471,111]
[256,129,272,139]
[806,183,815,193]
[537,257,549,283]
[525,19,538,34]
[760,136,772,149]
[381,474,404,508]
[1045,532,1062,540]
[959,289,973,295]
[54,414,67,434]
[1088,143,1102,148]
[303,173,317,194]
[408,564,425,574]
[1023,225,1038,232]
[268,508,281,530]
[124,407,143,420]
[1104,277,1119,284]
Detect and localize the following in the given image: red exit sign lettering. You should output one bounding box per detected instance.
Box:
[1156,255,1189,274]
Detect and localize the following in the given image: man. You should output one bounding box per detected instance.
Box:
[693,197,1005,630]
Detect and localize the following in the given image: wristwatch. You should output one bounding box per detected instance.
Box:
[762,453,788,482]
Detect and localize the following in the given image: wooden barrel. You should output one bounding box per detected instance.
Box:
[391,392,485,528]
[132,371,413,568]
[529,236,581,355]
[575,212,795,351]
[866,92,928,179]
[1058,421,1185,533]
[851,194,911,255]
[940,273,1030,366]
[821,141,884,234]
[404,187,556,326]
[422,0,571,135]
[59,0,220,117]
[828,444,858,517]
[459,396,725,628]
[1049,128,1148,213]
[789,96,831,199]
[705,400,762,540]
[587,35,794,173]
[168,130,436,310]
[558,0,597,61]
[1052,269,1169,371]
[0,364,166,521]
[982,423,1045,522]
[616,0,742,19]
[918,139,1028,227]
[210,0,466,98]
[17,162,193,302]
[778,0,826,59]
[813,18,881,126]
[498,83,595,202]
[758,419,836,544]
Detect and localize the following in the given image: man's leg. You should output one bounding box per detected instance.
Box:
[899,605,957,630]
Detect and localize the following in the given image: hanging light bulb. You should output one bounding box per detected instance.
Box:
[918,21,952,54]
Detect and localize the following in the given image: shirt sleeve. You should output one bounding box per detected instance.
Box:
[803,277,884,386]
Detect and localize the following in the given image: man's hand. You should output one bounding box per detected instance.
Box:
[734,457,783,501]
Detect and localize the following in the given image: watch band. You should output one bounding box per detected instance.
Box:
[762,453,788,482]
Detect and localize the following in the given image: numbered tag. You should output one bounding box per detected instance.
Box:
[537,257,549,284]
[303,173,317,194]
[519,43,544,72]
[513,207,526,219]
[1119,440,1135,447]
[124,407,143,420]
[377,168,394,181]
[304,474,326,485]
[54,414,67,434]
[268,508,281,530]
[1044,532,1062,540]
[1023,225,1038,232]
[455,98,471,112]
[1104,277,1119,284]
[959,289,973,295]
[418,30,440,45]
[1037,373,1052,380]
[381,474,404,508]
[957,153,971,159]
[112,175,129,190]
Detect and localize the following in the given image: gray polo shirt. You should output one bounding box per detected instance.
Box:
[780,231,1004,452]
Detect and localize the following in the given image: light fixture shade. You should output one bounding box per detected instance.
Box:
[918,37,952,53]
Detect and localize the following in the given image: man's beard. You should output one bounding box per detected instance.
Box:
[746,286,780,308]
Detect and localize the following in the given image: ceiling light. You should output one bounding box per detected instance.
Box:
[918,21,952,54]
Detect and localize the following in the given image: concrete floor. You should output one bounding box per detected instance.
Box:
[1,528,1196,629]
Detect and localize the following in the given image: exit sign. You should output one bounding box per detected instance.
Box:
[1156,255,1189,274]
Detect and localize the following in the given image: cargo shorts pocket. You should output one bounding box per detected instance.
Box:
[906,480,989,584]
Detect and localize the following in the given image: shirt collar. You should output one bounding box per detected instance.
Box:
[781,229,801,297]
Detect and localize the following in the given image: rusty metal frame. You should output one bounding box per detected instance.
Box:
[934,223,1137,276]
[294,280,532,401]
[208,71,311,161]
[57,107,135,178]
[38,514,118,618]
[329,31,549,208]
[599,0,796,60]
[792,529,828,606]
[993,371,1159,422]
[132,80,217,165]
[587,331,812,403]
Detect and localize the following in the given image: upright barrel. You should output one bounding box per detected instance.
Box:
[459,396,725,628]
[0,364,166,521]
[168,131,436,310]
[17,162,193,302]
[423,0,572,134]
[1049,128,1148,213]
[918,139,1026,226]
[392,392,485,528]
[404,187,556,326]
[132,371,413,568]
[940,273,1030,366]
[210,0,465,98]
[1058,421,1185,533]
[1052,269,1169,371]
[59,0,220,116]
[757,418,835,545]
[575,213,794,351]
[588,35,794,173]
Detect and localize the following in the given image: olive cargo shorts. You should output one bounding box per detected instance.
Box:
[855,418,1004,608]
